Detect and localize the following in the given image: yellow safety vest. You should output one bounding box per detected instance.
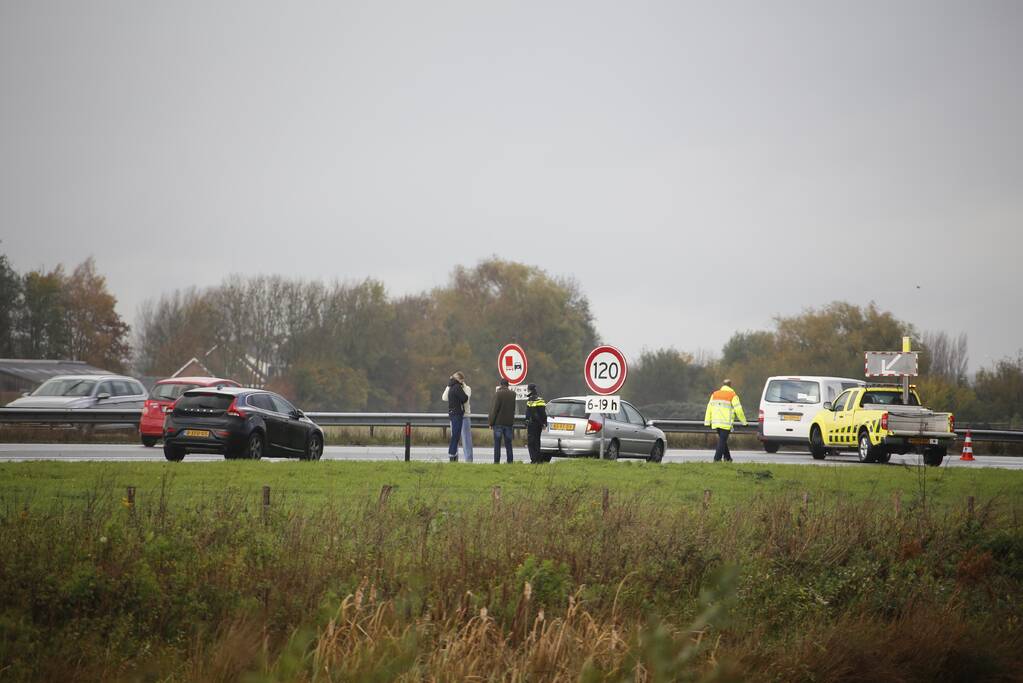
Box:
[704,386,747,431]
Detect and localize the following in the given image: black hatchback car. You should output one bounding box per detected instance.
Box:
[162,387,324,461]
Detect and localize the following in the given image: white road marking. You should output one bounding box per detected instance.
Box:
[0,444,1019,469]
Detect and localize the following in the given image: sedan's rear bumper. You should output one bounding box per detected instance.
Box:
[164,428,246,453]
[540,435,599,456]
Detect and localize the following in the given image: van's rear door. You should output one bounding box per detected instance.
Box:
[761,378,822,439]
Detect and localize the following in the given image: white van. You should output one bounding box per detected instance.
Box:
[758,376,865,452]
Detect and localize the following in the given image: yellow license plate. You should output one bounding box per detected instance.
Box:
[551,423,574,432]
[781,414,802,421]
[910,437,936,445]
[184,429,210,438]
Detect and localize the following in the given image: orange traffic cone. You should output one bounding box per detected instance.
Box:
[960,430,975,461]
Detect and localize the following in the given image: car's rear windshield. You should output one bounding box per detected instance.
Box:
[175,393,234,411]
[862,391,921,407]
[764,380,821,404]
[152,383,200,401]
[547,400,588,418]
[33,379,97,397]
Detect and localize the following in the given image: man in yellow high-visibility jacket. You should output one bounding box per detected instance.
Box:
[704,379,747,462]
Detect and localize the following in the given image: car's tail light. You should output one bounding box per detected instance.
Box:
[214,430,230,438]
[949,414,955,432]
[880,412,889,431]
[585,419,602,434]
[163,401,176,414]
[758,409,765,423]
[226,398,247,418]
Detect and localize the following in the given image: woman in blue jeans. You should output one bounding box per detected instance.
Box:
[444,372,469,462]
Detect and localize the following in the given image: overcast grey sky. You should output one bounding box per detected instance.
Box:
[2,1,1021,371]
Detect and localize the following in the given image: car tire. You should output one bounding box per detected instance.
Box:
[809,427,827,460]
[603,439,620,461]
[857,429,880,464]
[648,440,664,463]
[163,444,185,462]
[763,441,780,454]
[923,446,946,467]
[875,450,891,464]
[302,432,323,461]
[245,432,264,461]
[141,435,159,448]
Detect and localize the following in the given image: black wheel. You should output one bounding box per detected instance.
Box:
[603,439,620,461]
[141,435,159,448]
[648,440,664,463]
[875,450,891,464]
[857,429,880,464]
[301,432,323,461]
[923,446,946,467]
[245,431,264,461]
[763,441,780,454]
[809,427,827,460]
[163,444,185,462]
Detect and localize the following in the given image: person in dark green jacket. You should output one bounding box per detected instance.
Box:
[488,379,517,463]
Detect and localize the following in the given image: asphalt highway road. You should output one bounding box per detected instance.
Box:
[0,444,1020,469]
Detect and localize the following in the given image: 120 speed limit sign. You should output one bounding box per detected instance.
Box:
[584,345,628,395]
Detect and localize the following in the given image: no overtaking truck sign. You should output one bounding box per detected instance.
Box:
[498,343,528,385]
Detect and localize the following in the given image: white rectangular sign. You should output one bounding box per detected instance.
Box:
[513,385,531,400]
[585,395,620,414]
[865,351,919,377]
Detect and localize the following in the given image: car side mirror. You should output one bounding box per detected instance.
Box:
[22,391,29,397]
[290,409,304,419]
[97,393,111,401]
[823,401,833,410]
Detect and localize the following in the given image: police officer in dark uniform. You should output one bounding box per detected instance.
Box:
[524,383,548,463]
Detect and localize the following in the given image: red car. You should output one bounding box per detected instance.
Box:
[139,376,240,446]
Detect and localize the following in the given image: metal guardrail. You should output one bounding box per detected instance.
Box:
[0,408,1021,443]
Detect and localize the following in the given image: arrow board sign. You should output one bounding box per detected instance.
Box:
[865,351,919,377]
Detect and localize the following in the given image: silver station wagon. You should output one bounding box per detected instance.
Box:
[540,396,667,462]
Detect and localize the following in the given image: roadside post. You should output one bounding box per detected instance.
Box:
[404,422,411,462]
[584,345,628,459]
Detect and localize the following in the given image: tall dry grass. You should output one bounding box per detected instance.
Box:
[0,482,1021,681]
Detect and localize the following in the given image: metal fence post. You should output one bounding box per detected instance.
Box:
[262,485,270,522]
[404,422,411,462]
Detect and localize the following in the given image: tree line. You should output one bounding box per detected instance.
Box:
[0,251,130,372]
[2,248,1021,425]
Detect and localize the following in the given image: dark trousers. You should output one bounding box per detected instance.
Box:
[493,425,513,463]
[527,423,543,463]
[448,413,464,458]
[714,428,732,462]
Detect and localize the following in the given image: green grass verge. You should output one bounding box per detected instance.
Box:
[1,461,1022,681]
[1,459,1020,512]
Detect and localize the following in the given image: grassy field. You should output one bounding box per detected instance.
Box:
[2,459,1021,511]
[1,460,1022,682]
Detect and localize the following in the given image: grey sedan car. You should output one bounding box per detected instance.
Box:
[540,396,666,462]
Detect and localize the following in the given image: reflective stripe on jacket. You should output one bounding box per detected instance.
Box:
[704,386,747,431]
[525,397,547,427]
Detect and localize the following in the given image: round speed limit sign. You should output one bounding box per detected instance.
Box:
[584,345,628,395]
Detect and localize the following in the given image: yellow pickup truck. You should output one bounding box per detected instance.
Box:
[808,385,955,466]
